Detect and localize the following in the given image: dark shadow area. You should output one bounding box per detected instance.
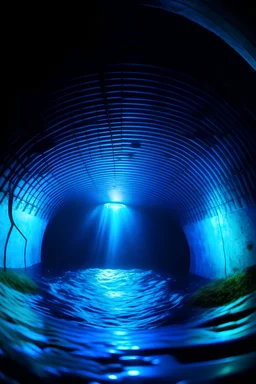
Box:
[3,1,256,382]
[42,201,190,277]
[7,1,255,152]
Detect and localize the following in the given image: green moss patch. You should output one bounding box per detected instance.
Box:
[189,265,256,308]
[0,270,38,295]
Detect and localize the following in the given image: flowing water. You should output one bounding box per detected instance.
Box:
[37,269,198,329]
[0,268,255,383]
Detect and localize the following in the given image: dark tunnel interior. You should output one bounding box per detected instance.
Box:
[4,1,256,278]
[42,202,190,275]
[2,1,256,382]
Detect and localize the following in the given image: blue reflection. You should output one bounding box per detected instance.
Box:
[38,268,183,330]
[113,330,127,336]
[127,370,140,376]
[108,374,118,380]
[1,268,255,382]
[132,345,140,350]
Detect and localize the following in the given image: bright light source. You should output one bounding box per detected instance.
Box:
[131,345,140,350]
[127,370,140,376]
[105,203,125,211]
[108,374,118,380]
[108,189,122,202]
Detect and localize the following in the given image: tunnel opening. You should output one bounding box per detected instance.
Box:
[41,201,190,277]
[2,0,256,382]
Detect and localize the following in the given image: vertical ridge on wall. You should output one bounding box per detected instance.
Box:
[184,204,256,278]
[0,196,48,269]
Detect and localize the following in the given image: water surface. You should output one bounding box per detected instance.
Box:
[0,268,255,383]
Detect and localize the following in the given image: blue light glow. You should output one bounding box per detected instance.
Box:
[108,374,118,380]
[132,345,140,350]
[96,270,125,298]
[105,203,126,211]
[127,369,140,376]
[84,204,135,265]
[108,188,122,202]
[114,330,127,336]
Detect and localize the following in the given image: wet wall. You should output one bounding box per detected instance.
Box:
[0,197,47,269]
[184,204,256,279]
[42,202,190,277]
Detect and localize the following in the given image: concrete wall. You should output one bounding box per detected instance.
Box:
[184,205,256,279]
[0,199,47,269]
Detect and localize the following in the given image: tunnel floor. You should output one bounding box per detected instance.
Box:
[0,268,255,383]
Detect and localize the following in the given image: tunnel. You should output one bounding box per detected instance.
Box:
[2,1,256,382]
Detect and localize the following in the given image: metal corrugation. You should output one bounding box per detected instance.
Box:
[3,64,256,222]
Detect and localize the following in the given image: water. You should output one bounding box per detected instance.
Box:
[38,269,196,329]
[0,268,255,383]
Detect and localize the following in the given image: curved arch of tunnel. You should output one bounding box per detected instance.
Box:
[2,1,256,280]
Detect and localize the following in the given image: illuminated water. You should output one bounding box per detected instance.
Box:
[0,268,255,383]
[38,269,193,330]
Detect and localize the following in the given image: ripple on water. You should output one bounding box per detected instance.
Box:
[38,269,190,329]
[0,268,255,383]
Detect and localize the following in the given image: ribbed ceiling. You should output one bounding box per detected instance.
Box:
[4,2,256,223]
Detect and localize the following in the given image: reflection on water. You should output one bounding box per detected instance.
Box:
[0,268,255,383]
[40,269,189,329]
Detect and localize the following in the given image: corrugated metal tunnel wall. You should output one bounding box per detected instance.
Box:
[3,1,256,277]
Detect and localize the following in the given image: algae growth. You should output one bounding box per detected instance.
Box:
[190,265,256,307]
[0,270,38,295]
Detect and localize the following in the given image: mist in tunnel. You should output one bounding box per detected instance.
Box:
[42,201,190,275]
